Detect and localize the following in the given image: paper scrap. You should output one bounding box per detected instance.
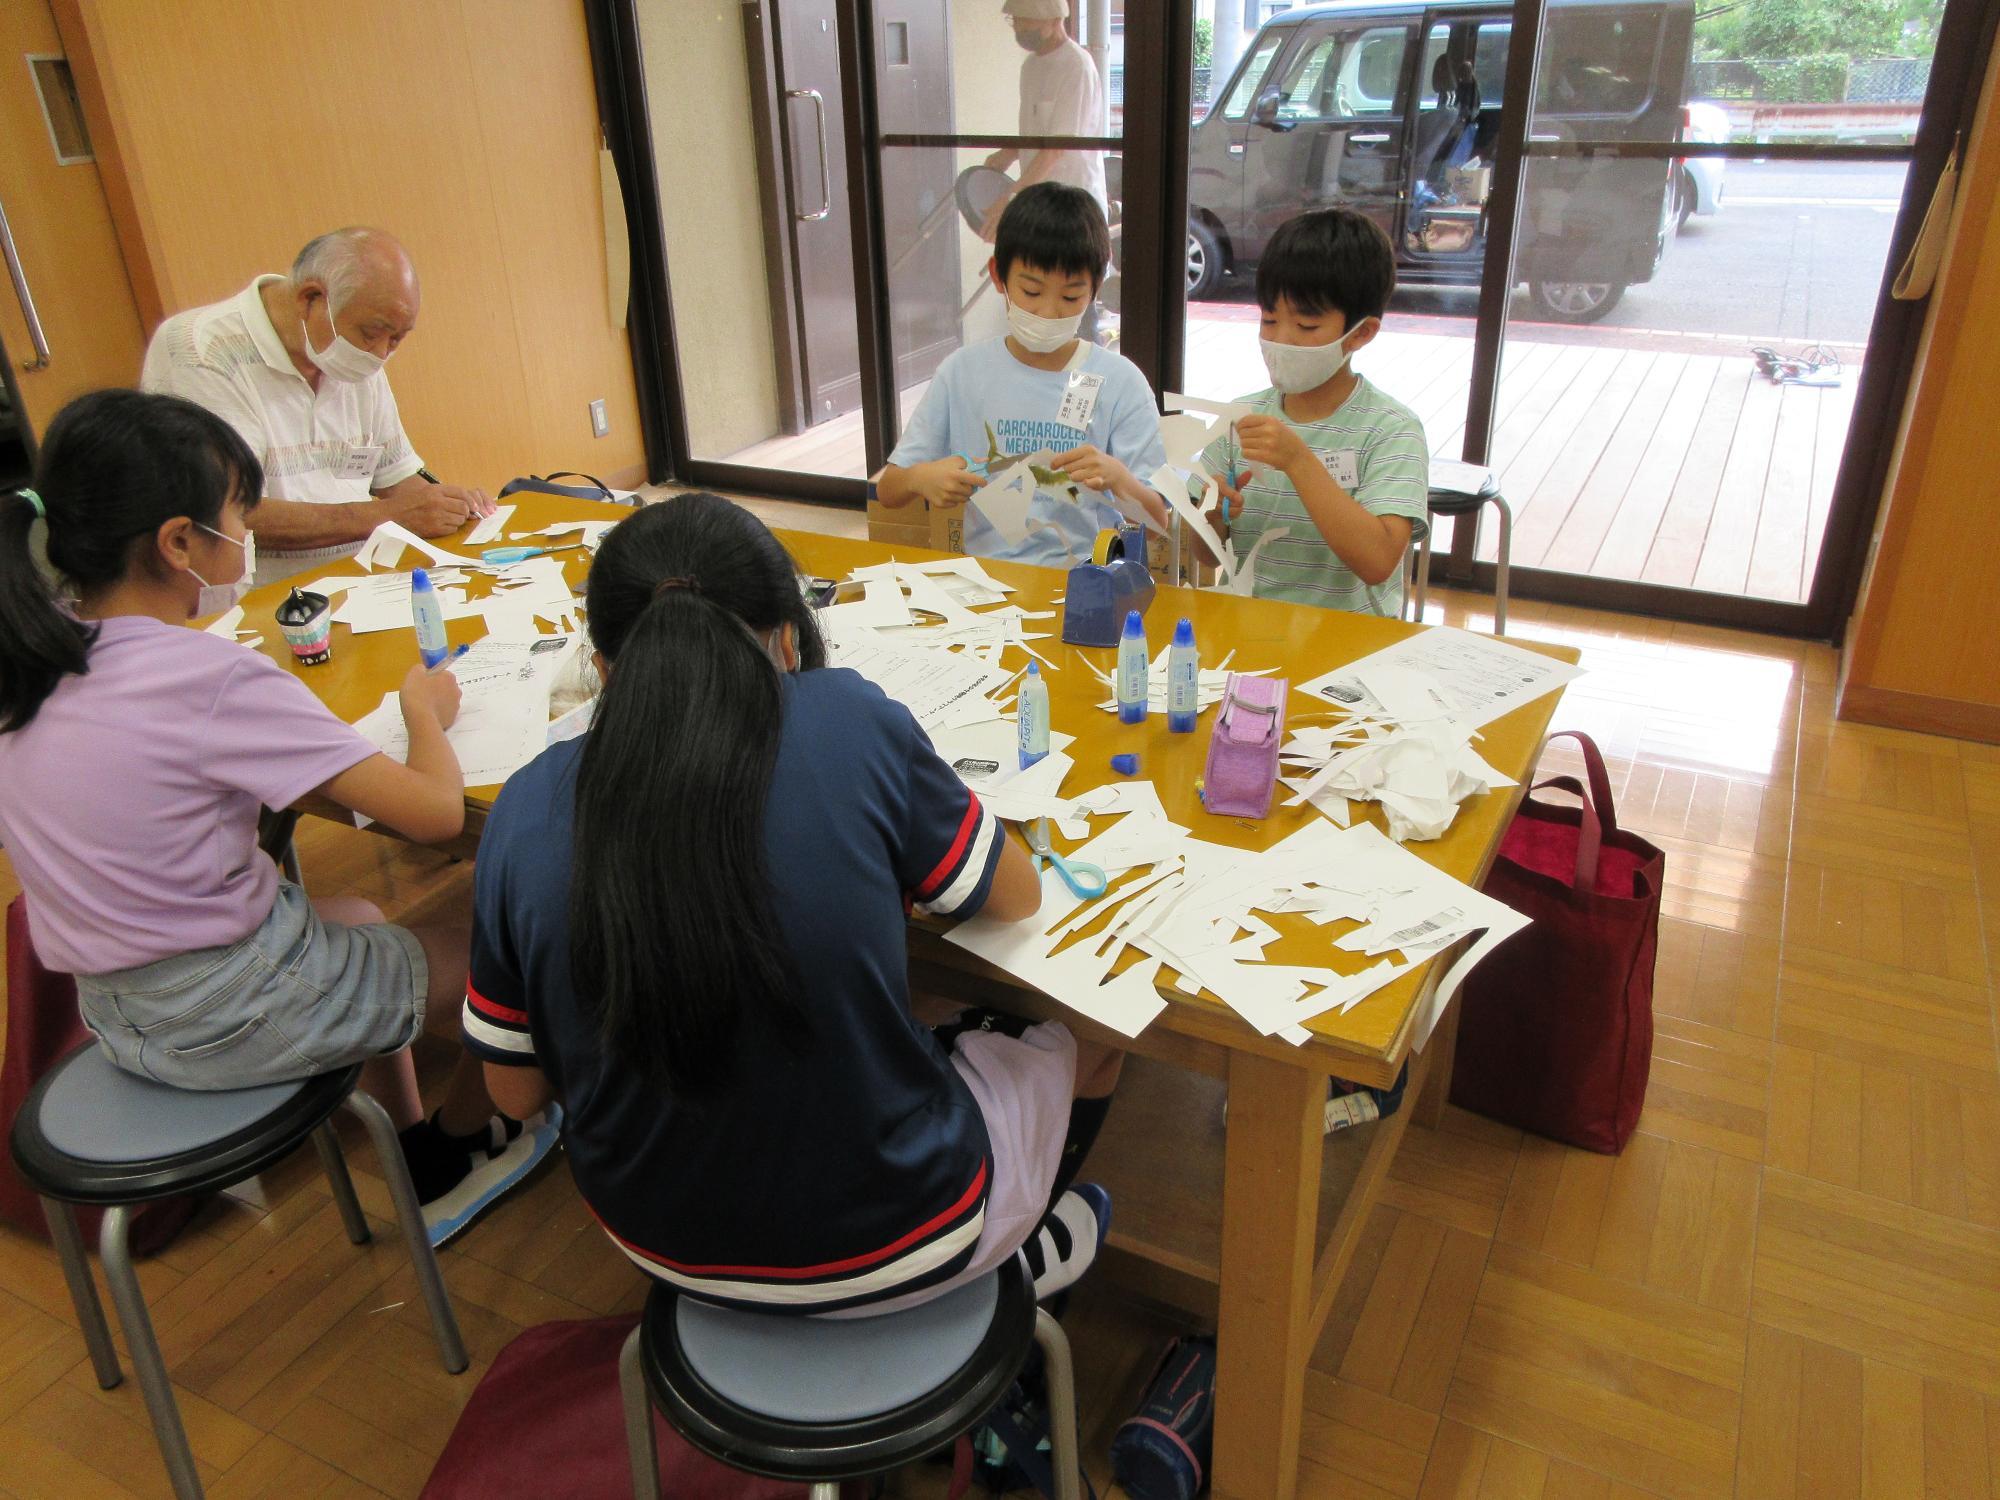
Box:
[465,505,516,546]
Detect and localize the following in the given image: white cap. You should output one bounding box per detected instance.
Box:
[1002,0,1071,18]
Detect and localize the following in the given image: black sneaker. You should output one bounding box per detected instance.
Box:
[417,1104,564,1247]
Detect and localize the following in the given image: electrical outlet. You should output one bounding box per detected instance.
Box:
[589,399,609,438]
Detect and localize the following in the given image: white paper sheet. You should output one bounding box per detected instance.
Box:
[465,505,516,546]
[352,636,577,786]
[1297,628,1583,730]
[929,721,1077,792]
[334,572,485,634]
[1208,525,1292,598]
[353,521,481,572]
[970,455,1041,547]
[825,629,1009,733]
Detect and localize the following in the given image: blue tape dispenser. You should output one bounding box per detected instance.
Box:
[1061,526,1156,649]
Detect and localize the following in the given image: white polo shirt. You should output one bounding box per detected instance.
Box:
[141,275,424,581]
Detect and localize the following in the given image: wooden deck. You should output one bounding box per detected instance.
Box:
[729,316,1859,606]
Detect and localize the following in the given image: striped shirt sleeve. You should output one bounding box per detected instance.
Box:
[1352,406,1431,535]
[896,714,1005,920]
[462,853,537,1065]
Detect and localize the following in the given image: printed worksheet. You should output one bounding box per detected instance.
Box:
[1296,627,1582,730]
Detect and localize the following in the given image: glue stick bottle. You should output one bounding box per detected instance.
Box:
[410,568,449,669]
[1116,609,1149,725]
[1018,660,1050,770]
[1168,617,1198,733]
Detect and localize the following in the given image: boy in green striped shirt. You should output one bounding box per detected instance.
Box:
[1197,209,1429,616]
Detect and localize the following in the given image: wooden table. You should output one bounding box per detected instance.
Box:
[234,495,1577,1500]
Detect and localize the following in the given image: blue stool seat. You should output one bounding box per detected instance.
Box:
[622,1254,1079,1496]
[7,1043,466,1500]
[11,1043,357,1204]
[677,1272,1002,1424]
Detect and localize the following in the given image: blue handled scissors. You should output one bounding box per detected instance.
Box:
[482,542,585,566]
[1025,816,1108,901]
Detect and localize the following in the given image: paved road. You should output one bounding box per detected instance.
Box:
[1194,161,1910,350]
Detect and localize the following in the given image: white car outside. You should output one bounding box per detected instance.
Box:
[1678,101,1729,226]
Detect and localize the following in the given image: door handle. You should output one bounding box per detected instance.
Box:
[1349,132,1392,145]
[787,88,832,223]
[0,196,50,372]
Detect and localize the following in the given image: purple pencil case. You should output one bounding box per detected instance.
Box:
[1201,672,1288,819]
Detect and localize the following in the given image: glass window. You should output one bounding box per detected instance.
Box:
[1280,36,1338,119]
[1220,30,1286,120]
[1279,26,1408,122]
[1351,28,1408,111]
[1537,9,1663,117]
[1472,22,1510,101]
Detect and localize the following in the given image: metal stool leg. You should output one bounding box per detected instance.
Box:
[1487,493,1512,636]
[313,1122,371,1246]
[618,1324,662,1500]
[1032,1308,1084,1500]
[341,1090,468,1373]
[42,1196,121,1389]
[807,1485,841,1500]
[100,1205,202,1500]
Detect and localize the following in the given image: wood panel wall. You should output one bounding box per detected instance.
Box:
[51,0,645,489]
[0,0,146,436]
[1841,32,2000,742]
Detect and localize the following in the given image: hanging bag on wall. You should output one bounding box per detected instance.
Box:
[1449,731,1664,1154]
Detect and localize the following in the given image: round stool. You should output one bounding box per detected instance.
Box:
[1411,478,1513,635]
[9,1044,468,1500]
[618,1255,1081,1500]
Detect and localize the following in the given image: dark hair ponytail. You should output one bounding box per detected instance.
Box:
[569,493,825,1096]
[0,389,263,732]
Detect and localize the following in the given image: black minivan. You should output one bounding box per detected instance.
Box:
[1180,0,1694,322]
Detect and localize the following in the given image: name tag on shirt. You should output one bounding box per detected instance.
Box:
[1056,370,1105,431]
[335,443,382,482]
[1321,449,1361,490]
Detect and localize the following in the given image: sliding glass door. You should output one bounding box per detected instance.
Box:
[614,0,1175,502]
[1179,0,1989,633]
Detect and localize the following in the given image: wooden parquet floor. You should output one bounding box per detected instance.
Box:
[4,564,1998,1497]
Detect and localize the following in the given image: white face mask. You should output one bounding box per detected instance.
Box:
[1260,331,1357,395]
[1005,298,1086,354]
[189,524,256,617]
[303,297,388,383]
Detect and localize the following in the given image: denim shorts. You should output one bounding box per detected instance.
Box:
[74,881,428,1091]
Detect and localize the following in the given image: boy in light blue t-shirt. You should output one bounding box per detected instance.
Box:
[877,184,1168,569]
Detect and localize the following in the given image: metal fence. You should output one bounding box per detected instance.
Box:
[1690,55,1931,104]
[1845,56,1932,103]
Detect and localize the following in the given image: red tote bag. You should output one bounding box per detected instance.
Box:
[2,896,201,1254]
[1449,732,1665,1154]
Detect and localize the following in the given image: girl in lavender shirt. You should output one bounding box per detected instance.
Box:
[0,391,554,1243]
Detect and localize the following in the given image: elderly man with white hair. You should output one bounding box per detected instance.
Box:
[980,0,1108,241]
[142,226,492,583]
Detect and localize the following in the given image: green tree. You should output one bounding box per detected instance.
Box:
[1732,0,1903,57]
[1194,17,1213,71]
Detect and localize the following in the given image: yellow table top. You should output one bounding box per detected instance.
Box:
[230,494,1577,1078]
